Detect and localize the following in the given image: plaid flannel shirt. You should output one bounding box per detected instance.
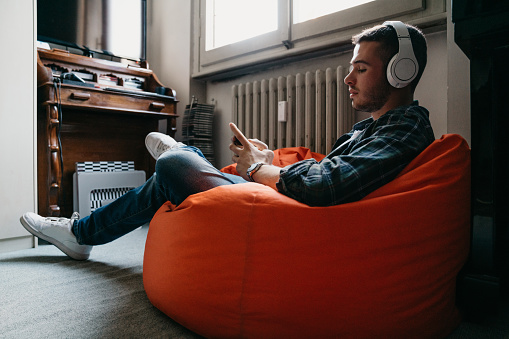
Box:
[276,101,435,206]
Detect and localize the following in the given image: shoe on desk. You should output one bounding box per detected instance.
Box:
[145,132,184,160]
[20,212,92,260]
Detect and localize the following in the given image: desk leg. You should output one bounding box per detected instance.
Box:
[48,105,62,216]
[38,104,62,217]
[168,117,177,138]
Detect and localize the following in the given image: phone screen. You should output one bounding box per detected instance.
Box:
[233,136,242,146]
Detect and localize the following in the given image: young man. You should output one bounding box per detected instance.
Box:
[20,21,434,260]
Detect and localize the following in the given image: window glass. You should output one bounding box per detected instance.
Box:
[206,0,278,51]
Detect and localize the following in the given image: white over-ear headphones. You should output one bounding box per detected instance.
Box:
[383,21,418,88]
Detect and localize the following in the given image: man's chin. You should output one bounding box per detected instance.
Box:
[351,99,365,112]
[352,103,369,112]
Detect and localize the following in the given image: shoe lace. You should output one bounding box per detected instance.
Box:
[156,142,171,153]
[44,212,80,226]
[70,212,80,223]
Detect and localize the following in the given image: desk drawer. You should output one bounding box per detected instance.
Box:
[59,87,176,114]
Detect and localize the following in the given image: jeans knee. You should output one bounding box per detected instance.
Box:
[155,149,193,182]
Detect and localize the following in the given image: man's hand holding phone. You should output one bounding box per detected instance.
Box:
[229,123,275,182]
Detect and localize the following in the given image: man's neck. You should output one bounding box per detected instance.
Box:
[371,92,414,120]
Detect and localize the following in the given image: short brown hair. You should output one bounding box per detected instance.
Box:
[352,23,427,90]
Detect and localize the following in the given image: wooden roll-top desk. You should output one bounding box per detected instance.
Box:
[37,48,178,217]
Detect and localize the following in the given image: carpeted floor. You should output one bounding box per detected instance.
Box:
[1,225,508,338]
[0,226,202,339]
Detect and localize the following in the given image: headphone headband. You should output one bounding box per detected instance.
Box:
[383,21,418,88]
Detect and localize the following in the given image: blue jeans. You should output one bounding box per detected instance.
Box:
[73,145,247,245]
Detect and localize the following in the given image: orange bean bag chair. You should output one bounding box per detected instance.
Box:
[143,134,471,339]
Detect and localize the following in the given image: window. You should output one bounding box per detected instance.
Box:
[193,0,446,79]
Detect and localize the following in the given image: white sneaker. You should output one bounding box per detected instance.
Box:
[145,132,183,160]
[20,212,92,260]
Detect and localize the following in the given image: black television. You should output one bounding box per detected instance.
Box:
[37,0,147,62]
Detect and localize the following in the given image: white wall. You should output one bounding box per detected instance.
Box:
[0,0,36,251]
[147,0,193,141]
[446,0,471,141]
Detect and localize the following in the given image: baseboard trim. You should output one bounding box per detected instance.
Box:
[0,235,36,253]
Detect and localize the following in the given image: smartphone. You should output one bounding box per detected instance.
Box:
[233,136,242,146]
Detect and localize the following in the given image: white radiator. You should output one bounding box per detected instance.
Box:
[231,66,354,155]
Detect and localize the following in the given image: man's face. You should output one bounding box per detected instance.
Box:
[344,41,392,115]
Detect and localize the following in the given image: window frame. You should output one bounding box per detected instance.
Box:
[192,0,446,80]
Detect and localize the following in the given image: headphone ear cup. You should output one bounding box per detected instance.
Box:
[387,54,417,88]
[383,21,419,89]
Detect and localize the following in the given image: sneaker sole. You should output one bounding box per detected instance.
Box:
[19,215,90,261]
